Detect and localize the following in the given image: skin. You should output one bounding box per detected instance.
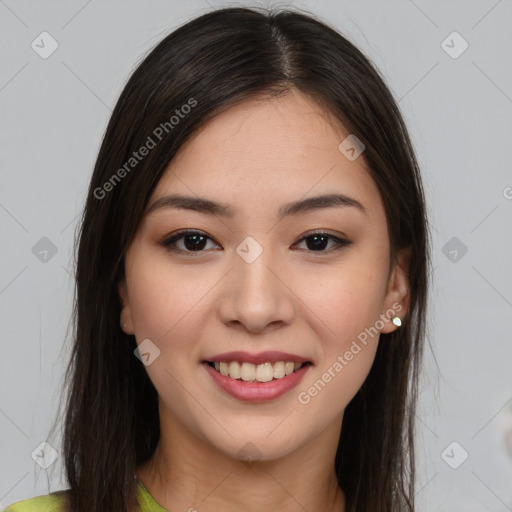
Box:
[118,89,411,512]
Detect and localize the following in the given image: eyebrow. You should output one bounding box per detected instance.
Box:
[145,193,367,219]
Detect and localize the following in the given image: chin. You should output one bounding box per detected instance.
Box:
[202,427,305,464]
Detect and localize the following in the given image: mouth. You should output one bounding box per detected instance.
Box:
[202,358,313,403]
[203,360,313,383]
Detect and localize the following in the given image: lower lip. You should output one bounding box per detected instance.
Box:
[202,362,311,403]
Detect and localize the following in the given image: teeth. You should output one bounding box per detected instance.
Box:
[211,360,306,382]
[241,362,256,381]
[273,361,285,379]
[255,362,273,382]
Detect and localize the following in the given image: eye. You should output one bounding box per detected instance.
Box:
[160,230,351,255]
[293,231,352,253]
[161,230,220,254]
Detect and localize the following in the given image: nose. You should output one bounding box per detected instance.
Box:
[218,241,295,334]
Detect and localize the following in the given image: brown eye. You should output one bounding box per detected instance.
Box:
[161,230,220,253]
[161,230,351,256]
[293,232,351,253]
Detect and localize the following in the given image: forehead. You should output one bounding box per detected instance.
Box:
[150,90,384,222]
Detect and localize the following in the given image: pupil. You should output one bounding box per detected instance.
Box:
[307,235,327,251]
[185,234,207,251]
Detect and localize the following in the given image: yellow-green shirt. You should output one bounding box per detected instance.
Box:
[2,480,168,511]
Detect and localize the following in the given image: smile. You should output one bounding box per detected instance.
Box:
[206,360,311,382]
[202,360,312,403]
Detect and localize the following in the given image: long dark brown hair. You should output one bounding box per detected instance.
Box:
[46,5,432,512]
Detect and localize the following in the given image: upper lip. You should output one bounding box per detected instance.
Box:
[204,351,312,365]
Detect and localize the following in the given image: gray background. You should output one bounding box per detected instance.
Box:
[1,0,511,510]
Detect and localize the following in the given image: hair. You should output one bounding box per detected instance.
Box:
[47,5,431,512]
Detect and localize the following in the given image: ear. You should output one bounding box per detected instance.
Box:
[379,246,411,334]
[118,278,135,335]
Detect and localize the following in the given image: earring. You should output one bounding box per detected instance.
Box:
[392,317,402,327]
[121,321,127,329]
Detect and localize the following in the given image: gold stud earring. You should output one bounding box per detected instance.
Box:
[392,317,402,327]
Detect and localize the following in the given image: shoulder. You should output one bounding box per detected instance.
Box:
[3,490,69,512]
[3,484,161,511]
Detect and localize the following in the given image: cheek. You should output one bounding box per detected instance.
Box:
[297,339,378,433]
[126,270,175,339]
[296,269,383,419]
[125,251,215,353]
[299,257,388,343]
[125,260,211,399]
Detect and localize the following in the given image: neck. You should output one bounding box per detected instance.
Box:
[137,408,345,512]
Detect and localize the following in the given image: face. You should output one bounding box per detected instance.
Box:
[118,90,410,462]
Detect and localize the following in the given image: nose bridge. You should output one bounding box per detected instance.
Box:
[234,234,281,301]
[219,234,293,330]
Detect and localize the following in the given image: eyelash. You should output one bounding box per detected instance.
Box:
[160,230,352,255]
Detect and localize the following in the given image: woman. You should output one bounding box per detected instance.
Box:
[5,5,431,512]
